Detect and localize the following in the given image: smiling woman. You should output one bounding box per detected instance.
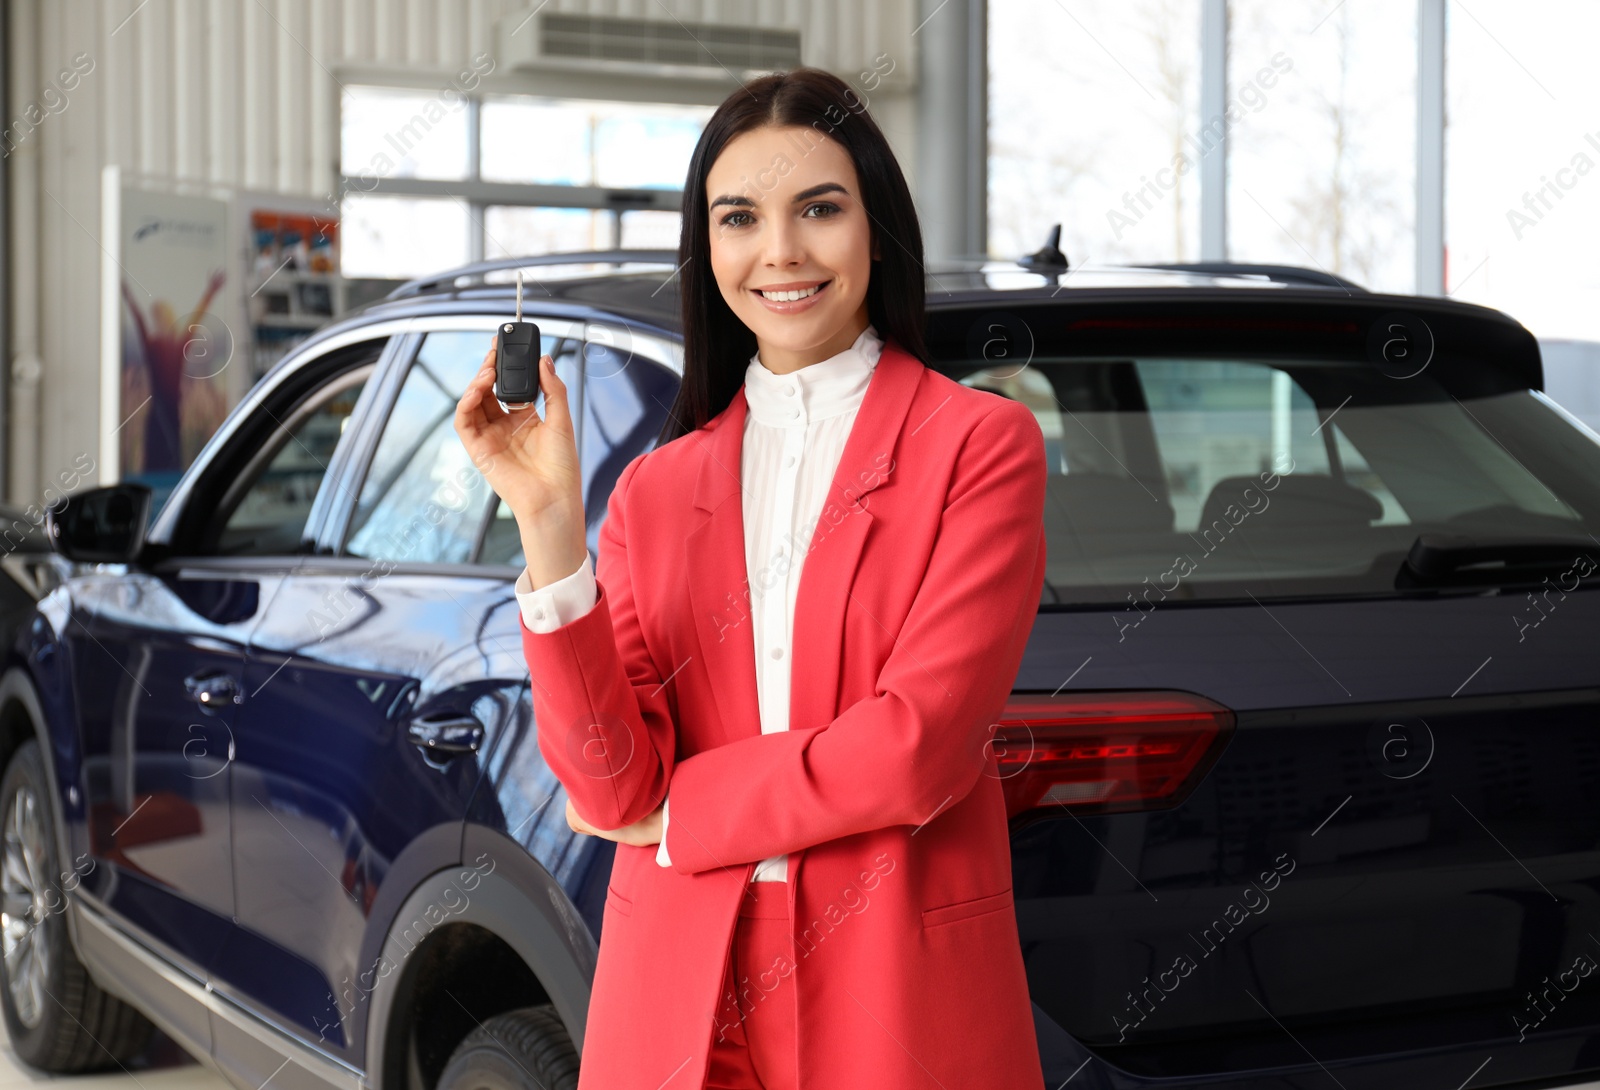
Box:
[458,65,1049,1090]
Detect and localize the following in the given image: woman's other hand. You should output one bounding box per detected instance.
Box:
[566,798,664,848]
[454,340,587,586]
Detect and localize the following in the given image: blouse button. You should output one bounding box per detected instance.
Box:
[784,454,797,467]
[532,608,546,623]
[770,647,785,659]
[784,384,796,396]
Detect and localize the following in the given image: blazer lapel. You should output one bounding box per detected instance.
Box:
[786,344,922,735]
[684,343,926,751]
[685,388,761,751]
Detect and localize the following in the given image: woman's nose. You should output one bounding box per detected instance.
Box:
[761,217,805,267]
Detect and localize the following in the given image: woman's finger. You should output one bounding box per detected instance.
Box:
[477,373,512,426]
[455,386,486,433]
[458,367,495,408]
[535,356,570,432]
[467,342,501,414]
[567,799,599,836]
[565,800,630,842]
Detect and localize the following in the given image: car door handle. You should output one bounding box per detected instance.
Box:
[405,712,484,756]
[184,670,239,708]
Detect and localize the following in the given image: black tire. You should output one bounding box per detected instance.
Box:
[0,737,156,1072]
[436,1005,580,1090]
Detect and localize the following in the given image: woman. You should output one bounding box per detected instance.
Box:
[454,67,1047,1090]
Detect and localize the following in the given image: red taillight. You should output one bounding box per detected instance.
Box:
[991,691,1234,819]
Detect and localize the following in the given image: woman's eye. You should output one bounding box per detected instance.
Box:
[719,210,754,228]
[802,202,841,219]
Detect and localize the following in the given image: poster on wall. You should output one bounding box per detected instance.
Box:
[115,186,237,500]
[242,199,343,384]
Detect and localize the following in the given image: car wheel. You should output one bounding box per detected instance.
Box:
[0,738,155,1071]
[436,1005,580,1090]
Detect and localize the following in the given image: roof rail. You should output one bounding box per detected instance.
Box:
[1129,262,1367,292]
[387,249,681,300]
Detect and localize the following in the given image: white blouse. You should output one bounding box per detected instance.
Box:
[514,324,884,882]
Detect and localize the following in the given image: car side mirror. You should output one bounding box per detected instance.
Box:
[45,484,151,564]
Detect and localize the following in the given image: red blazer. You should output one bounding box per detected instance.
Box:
[521,342,1048,1089]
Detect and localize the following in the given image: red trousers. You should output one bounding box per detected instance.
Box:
[704,880,798,1090]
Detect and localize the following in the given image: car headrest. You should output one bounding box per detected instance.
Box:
[1195,473,1382,533]
[1043,472,1176,538]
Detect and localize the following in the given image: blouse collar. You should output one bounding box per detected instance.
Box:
[743,324,883,427]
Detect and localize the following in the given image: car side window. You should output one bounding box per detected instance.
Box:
[477,497,526,568]
[476,334,677,568]
[344,329,563,565]
[212,368,371,557]
[576,335,678,557]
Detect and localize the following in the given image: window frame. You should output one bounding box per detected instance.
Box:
[144,330,405,570]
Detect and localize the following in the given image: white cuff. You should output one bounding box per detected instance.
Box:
[514,555,597,633]
[655,796,672,867]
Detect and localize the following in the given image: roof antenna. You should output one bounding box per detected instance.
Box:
[1019,224,1069,271]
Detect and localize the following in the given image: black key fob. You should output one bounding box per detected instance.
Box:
[495,270,540,407]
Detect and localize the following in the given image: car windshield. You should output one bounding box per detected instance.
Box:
[941,355,1600,606]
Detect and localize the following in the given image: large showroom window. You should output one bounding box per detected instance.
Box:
[987,0,1203,267]
[1225,0,1418,296]
[1442,0,1599,341]
[987,0,1600,342]
[339,86,712,278]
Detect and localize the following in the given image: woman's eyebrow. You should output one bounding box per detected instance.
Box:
[792,182,848,202]
[708,182,849,210]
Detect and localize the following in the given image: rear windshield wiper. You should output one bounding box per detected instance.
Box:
[1399,532,1600,587]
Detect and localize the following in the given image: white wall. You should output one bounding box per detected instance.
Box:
[4,0,920,507]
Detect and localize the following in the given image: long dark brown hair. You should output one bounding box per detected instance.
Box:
[656,66,928,446]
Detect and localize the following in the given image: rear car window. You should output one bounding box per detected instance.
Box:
[944,351,1600,605]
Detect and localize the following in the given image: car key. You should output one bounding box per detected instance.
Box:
[495,270,541,408]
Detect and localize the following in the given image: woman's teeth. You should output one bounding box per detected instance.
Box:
[759,284,822,301]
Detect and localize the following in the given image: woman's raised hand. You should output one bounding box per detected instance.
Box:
[454,340,588,585]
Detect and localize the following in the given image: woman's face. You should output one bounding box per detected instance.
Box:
[705,124,877,373]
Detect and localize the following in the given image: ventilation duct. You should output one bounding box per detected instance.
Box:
[496,11,802,79]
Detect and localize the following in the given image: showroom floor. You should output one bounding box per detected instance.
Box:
[0,1025,231,1090]
[4,1022,1600,1090]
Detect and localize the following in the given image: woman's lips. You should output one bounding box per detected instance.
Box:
[751,279,832,314]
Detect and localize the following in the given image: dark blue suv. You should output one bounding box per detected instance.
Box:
[6,249,1600,1090]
